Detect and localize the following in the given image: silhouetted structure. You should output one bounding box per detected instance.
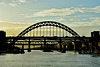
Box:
[7,21,82,53]
[0,31,24,54]
[91,31,100,37]
[89,31,100,53]
[0,21,100,55]
[0,31,6,51]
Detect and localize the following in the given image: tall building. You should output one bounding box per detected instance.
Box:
[90,31,100,53]
[91,31,100,37]
[0,31,6,50]
[0,31,6,44]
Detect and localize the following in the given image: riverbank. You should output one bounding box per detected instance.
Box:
[91,53,100,57]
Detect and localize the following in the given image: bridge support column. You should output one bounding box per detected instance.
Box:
[44,37,46,48]
[92,41,94,53]
[28,38,31,52]
[21,44,24,52]
[43,37,52,52]
[74,37,76,51]
[86,41,89,52]
[96,38,99,52]
[59,38,62,52]
[12,39,15,48]
[61,42,66,53]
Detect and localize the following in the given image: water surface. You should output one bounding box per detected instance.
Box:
[0,50,100,67]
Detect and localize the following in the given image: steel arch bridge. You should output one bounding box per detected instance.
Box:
[7,21,84,53]
[17,21,80,37]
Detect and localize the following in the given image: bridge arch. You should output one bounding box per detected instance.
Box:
[17,21,80,37]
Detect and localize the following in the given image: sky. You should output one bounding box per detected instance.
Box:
[0,0,100,36]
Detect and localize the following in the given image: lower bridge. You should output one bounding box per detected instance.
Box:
[6,36,89,53]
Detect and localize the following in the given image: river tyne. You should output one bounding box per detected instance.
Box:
[0,50,100,67]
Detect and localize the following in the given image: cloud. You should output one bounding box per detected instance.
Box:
[81,6,100,13]
[90,17,100,20]
[26,8,82,17]
[0,0,27,7]
[57,17,66,21]
[0,1,7,6]
[89,17,100,25]
[71,17,100,26]
[91,17,100,25]
[18,0,26,3]
[9,3,17,7]
[26,6,100,18]
[72,22,91,26]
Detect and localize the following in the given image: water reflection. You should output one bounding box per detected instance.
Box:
[0,50,100,67]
